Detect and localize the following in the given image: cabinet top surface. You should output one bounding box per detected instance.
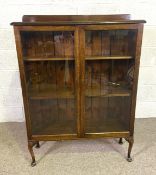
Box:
[11,14,146,26]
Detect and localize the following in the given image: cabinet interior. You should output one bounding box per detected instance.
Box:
[20,29,136,135]
[21,31,74,58]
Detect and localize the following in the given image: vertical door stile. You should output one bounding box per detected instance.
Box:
[129,24,144,135]
[79,26,85,137]
[75,27,81,137]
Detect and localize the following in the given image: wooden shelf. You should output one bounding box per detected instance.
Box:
[32,119,127,135]
[85,119,128,133]
[23,57,74,61]
[85,56,133,60]
[85,86,131,97]
[23,56,132,61]
[28,84,75,99]
[32,120,77,135]
[28,84,130,100]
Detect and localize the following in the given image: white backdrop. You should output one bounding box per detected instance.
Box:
[0,0,156,122]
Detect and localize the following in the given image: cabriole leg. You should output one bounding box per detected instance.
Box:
[28,141,36,167]
[35,141,40,149]
[119,138,123,144]
[126,136,134,162]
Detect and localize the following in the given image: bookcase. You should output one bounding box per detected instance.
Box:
[11,15,145,166]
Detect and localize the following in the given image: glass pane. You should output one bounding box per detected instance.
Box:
[85,30,137,57]
[85,29,136,133]
[21,31,77,135]
[21,31,74,59]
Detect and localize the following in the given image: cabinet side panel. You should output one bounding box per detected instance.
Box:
[14,26,32,139]
[130,24,144,135]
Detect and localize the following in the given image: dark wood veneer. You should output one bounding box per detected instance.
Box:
[11,15,145,166]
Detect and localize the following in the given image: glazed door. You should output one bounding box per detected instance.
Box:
[81,26,138,134]
[19,27,80,136]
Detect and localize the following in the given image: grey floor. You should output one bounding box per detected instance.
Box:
[0,118,156,175]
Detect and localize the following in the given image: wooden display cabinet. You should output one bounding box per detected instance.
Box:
[11,15,146,166]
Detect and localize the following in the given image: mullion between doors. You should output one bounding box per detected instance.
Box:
[74,27,82,137]
[78,27,86,137]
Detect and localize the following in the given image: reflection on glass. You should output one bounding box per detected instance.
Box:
[84,29,136,133]
[25,61,75,99]
[21,31,74,59]
[85,29,137,57]
[21,31,76,135]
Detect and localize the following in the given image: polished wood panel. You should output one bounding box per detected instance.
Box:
[32,131,130,141]
[11,15,146,26]
[11,21,146,26]
[22,14,131,22]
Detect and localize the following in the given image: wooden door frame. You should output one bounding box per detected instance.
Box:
[14,25,81,140]
[78,24,144,137]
